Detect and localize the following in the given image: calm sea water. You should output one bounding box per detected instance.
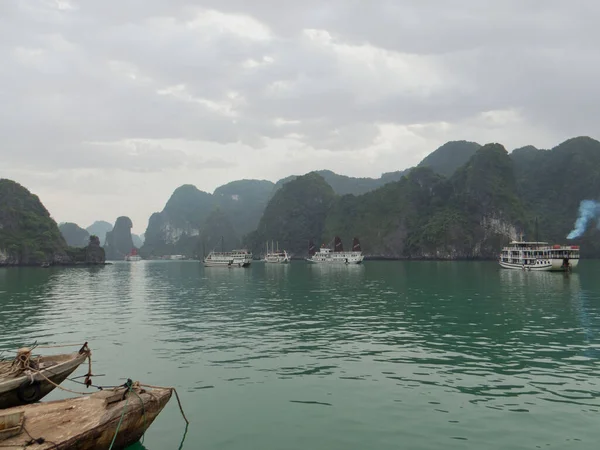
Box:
[1,261,599,449]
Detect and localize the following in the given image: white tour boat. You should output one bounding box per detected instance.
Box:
[124,249,142,261]
[203,249,252,268]
[307,237,364,265]
[499,240,580,271]
[263,241,290,264]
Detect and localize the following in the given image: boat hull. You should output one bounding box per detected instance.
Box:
[499,261,553,271]
[499,259,579,272]
[0,350,89,409]
[307,256,364,264]
[0,385,172,449]
[264,256,290,264]
[203,260,251,268]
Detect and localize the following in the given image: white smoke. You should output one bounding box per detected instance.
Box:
[567,200,600,239]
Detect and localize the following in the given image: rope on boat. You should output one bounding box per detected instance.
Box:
[108,381,133,450]
[0,425,59,449]
[130,387,147,445]
[22,367,189,427]
[139,383,190,425]
[108,380,151,450]
[27,365,93,395]
[18,343,94,396]
[0,342,92,381]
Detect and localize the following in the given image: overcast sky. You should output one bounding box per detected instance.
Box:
[1,1,599,234]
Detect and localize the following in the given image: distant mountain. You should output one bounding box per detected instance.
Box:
[417,141,481,177]
[59,222,90,247]
[245,172,336,256]
[104,216,136,260]
[274,169,406,196]
[140,137,600,259]
[0,179,68,265]
[140,180,274,258]
[86,220,113,245]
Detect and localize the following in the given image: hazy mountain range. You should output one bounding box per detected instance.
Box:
[2,137,600,264]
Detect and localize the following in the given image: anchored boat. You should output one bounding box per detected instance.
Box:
[124,249,141,261]
[307,237,364,264]
[204,249,252,267]
[499,240,580,271]
[0,344,91,410]
[263,241,290,264]
[0,382,172,449]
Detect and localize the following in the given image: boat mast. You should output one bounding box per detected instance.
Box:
[221,236,224,252]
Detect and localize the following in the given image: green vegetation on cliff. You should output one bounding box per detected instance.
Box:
[141,185,214,257]
[213,179,275,237]
[512,136,600,257]
[200,209,240,255]
[65,235,106,264]
[141,180,275,258]
[139,136,600,259]
[322,144,527,259]
[0,179,67,265]
[59,222,90,247]
[246,173,336,255]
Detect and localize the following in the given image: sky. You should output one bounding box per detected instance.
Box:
[1,1,599,234]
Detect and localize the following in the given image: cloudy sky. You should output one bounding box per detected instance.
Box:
[1,1,599,233]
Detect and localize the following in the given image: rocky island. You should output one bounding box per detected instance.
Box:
[0,179,106,266]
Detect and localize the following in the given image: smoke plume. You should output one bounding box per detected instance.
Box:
[567,200,600,239]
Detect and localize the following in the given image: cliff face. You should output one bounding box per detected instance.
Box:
[104,216,135,260]
[200,209,240,254]
[141,180,274,258]
[85,235,106,263]
[0,179,69,265]
[140,185,213,257]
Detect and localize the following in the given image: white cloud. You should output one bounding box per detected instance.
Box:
[1,0,599,232]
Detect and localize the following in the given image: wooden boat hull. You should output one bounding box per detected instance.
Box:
[0,350,89,409]
[0,385,172,449]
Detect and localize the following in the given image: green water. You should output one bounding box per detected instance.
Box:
[1,261,599,449]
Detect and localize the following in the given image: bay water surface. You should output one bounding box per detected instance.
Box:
[1,261,599,449]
